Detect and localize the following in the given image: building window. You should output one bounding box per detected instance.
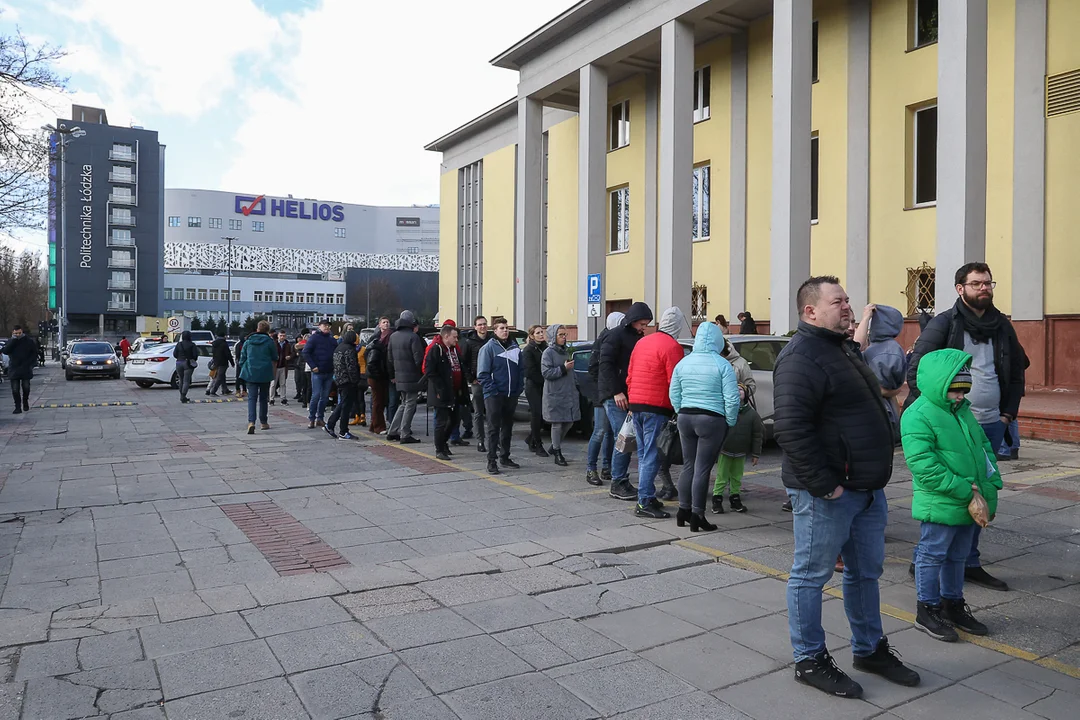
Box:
[316,293,325,304]
[691,283,708,322]
[335,294,344,305]
[229,219,243,231]
[186,288,196,301]
[334,227,346,238]
[232,290,240,302]
[198,289,208,301]
[905,262,936,316]
[110,229,133,244]
[188,216,201,228]
[208,217,222,229]
[110,143,134,161]
[168,216,181,227]
[209,289,219,301]
[286,292,295,303]
[164,288,173,300]
[252,221,264,232]
[913,0,938,49]
[812,21,819,82]
[811,135,819,222]
[254,291,263,302]
[306,293,315,304]
[693,67,711,123]
[610,100,630,150]
[609,186,630,252]
[912,104,937,206]
[692,165,710,241]
[275,292,284,303]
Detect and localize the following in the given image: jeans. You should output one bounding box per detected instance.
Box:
[525,381,545,448]
[247,382,270,424]
[471,384,486,443]
[309,372,333,421]
[587,405,613,472]
[916,522,977,605]
[10,378,30,407]
[389,390,419,438]
[207,368,230,395]
[632,411,669,504]
[676,414,728,514]
[968,420,1009,568]
[270,367,288,400]
[177,364,194,400]
[787,487,887,662]
[484,395,517,462]
[603,399,633,482]
[1002,419,1020,457]
[327,383,357,435]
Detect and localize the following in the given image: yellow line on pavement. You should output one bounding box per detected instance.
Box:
[675,538,1080,679]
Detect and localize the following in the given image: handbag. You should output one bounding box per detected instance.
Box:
[657,416,684,465]
[615,412,637,454]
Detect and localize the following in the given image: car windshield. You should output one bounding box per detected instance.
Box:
[72,343,112,355]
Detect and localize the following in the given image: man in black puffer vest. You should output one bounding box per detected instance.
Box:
[774,276,919,699]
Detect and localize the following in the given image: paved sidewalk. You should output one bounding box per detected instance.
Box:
[0,366,1078,719]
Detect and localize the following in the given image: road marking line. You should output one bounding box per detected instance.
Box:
[675,539,1080,678]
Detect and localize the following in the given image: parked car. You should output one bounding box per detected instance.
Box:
[128,336,167,355]
[514,340,594,437]
[61,338,100,370]
[65,341,121,380]
[124,341,236,389]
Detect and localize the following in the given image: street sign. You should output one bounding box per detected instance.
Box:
[587,273,602,303]
[587,303,601,318]
[167,316,182,333]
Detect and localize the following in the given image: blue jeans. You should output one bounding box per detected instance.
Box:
[309,372,333,422]
[632,411,668,504]
[968,420,1008,568]
[247,382,270,424]
[1001,419,1019,457]
[587,405,613,472]
[787,488,887,662]
[604,399,632,482]
[916,522,976,605]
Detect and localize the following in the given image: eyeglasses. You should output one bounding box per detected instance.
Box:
[557,333,568,338]
[962,281,996,290]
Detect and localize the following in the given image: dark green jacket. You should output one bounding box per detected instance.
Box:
[721,403,765,458]
[901,348,1002,526]
[239,333,277,384]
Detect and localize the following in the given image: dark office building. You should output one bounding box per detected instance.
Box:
[48,105,165,339]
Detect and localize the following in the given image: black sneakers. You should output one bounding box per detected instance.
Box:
[942,598,989,635]
[635,502,670,519]
[486,461,500,475]
[915,600,958,642]
[585,470,603,486]
[965,566,1008,591]
[794,651,863,698]
[711,496,725,514]
[609,480,636,501]
[729,494,747,513]
[600,468,612,482]
[500,457,520,469]
[852,637,921,686]
[782,499,793,512]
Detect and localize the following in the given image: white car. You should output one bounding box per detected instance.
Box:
[124,341,236,389]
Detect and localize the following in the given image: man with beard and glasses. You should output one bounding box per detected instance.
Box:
[905,262,1025,592]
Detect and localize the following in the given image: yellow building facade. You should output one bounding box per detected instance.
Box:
[428,0,1080,388]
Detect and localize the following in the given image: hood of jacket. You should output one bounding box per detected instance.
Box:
[244,332,274,350]
[916,348,973,412]
[658,307,685,337]
[546,324,568,355]
[181,330,192,342]
[624,302,653,327]
[869,304,905,343]
[722,340,742,361]
[605,312,625,330]
[692,322,724,355]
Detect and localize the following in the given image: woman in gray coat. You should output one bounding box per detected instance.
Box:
[541,323,580,466]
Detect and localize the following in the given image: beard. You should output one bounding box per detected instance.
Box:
[963,290,993,311]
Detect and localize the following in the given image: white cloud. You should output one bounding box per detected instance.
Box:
[219,0,576,205]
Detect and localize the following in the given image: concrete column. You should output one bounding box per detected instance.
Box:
[729,33,748,321]
[1011,0,1047,321]
[515,95,543,329]
[846,0,871,310]
[935,0,987,313]
[657,19,694,329]
[578,64,608,340]
[643,74,659,313]
[770,0,813,332]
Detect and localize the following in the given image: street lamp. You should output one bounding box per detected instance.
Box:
[42,123,86,349]
[221,236,237,334]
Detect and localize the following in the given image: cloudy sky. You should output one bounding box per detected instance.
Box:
[4,0,576,252]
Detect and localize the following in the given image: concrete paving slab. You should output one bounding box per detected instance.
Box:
[335,585,440,621]
[160,677,308,720]
[551,656,695,716]
[398,634,532,694]
[890,684,1045,720]
[533,583,642,620]
[960,667,1056,709]
[609,690,751,720]
[418,574,519,606]
[155,638,283,699]
[642,632,781,691]
[582,606,702,652]
[139,612,254,659]
[264,621,388,673]
[362,607,483,650]
[455,595,564,633]
[242,596,353,637]
[715,668,881,720]
[444,672,597,720]
[655,590,774,630]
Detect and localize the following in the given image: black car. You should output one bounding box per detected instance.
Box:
[514,340,595,437]
[65,341,121,380]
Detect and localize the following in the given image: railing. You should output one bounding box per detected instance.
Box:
[107,235,135,247]
[107,301,135,311]
[108,256,135,268]
[109,215,136,226]
[109,194,136,205]
[108,172,135,183]
[108,149,135,162]
[108,279,135,290]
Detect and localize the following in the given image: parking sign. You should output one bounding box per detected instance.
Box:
[587,273,602,304]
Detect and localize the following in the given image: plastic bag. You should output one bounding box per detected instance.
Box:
[615,412,637,455]
[657,417,683,465]
[968,487,991,528]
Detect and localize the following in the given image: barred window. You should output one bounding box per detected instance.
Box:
[905,263,935,316]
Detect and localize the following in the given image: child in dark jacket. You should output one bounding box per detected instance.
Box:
[712,384,764,514]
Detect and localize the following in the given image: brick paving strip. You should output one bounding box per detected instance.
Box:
[366,443,457,475]
[220,500,351,575]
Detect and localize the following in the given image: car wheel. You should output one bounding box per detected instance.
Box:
[170,372,179,390]
[65,371,73,381]
[134,380,154,389]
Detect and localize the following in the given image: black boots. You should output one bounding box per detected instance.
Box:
[552,449,567,467]
[942,598,989,635]
[689,513,718,532]
[655,468,677,501]
[729,494,747,513]
[915,602,958,642]
[794,651,863,698]
[851,637,921,687]
[675,508,691,527]
[585,470,602,486]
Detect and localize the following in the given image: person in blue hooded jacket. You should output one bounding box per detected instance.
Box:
[476,317,524,474]
[669,322,740,532]
[860,304,907,440]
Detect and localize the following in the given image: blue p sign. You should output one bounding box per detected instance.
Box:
[587,273,602,303]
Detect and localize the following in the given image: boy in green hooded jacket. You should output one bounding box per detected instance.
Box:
[901,348,1003,642]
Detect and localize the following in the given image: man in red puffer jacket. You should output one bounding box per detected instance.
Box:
[626,306,687,518]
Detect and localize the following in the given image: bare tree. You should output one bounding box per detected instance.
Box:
[0,240,47,333]
[0,17,67,233]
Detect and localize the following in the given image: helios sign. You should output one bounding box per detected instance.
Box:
[234,194,345,222]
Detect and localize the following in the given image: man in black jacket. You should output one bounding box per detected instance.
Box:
[387,310,426,444]
[460,316,490,453]
[598,302,652,500]
[206,334,235,396]
[2,326,37,414]
[904,262,1023,592]
[774,276,919,699]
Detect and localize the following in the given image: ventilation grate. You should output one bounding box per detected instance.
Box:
[1046,68,1080,118]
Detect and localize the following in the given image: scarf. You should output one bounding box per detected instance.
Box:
[954,298,1002,345]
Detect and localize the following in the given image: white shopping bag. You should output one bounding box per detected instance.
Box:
[615,412,637,454]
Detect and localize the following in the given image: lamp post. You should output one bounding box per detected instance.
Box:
[43,123,86,348]
[221,236,237,334]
